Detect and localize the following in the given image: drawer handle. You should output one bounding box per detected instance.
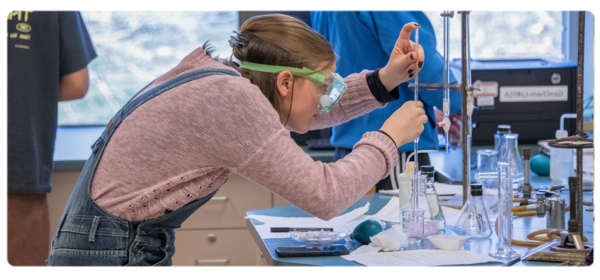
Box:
[208,233,216,243]
[196,259,229,264]
[210,196,228,201]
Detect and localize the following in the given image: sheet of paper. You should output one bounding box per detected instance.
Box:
[343,248,503,266]
[378,183,462,196]
[251,200,460,240]
[433,182,464,196]
[359,197,400,223]
[246,202,370,226]
[377,189,399,196]
[255,225,296,239]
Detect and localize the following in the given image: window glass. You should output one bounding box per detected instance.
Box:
[423,11,564,60]
[58,11,238,126]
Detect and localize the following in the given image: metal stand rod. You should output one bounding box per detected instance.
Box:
[460,11,471,204]
[575,11,585,238]
[568,177,579,234]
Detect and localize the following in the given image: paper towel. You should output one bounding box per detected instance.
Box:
[368,224,408,251]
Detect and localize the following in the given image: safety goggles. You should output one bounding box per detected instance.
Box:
[241,61,347,114]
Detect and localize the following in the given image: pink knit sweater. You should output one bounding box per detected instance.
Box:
[91,47,398,222]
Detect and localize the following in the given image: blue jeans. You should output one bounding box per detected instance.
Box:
[47,69,237,266]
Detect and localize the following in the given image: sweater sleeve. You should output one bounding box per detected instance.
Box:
[203,76,398,221]
[232,129,398,221]
[310,70,387,130]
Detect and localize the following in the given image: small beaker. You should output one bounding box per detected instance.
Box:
[407,174,437,236]
[462,184,492,238]
[477,149,498,173]
[400,208,425,244]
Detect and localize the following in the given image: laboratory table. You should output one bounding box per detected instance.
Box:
[246,177,594,266]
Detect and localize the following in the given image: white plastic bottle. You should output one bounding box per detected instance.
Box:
[397,162,415,209]
[550,130,574,183]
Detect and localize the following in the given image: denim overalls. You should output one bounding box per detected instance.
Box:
[47,69,239,266]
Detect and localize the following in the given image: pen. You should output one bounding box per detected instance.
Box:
[270,227,334,233]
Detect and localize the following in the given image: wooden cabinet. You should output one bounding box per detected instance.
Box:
[174,173,272,266]
[48,170,289,266]
[172,229,256,266]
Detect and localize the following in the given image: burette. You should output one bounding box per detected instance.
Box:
[441,11,452,153]
[413,27,420,182]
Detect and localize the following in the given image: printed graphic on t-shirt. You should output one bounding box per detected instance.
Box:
[7,11,34,50]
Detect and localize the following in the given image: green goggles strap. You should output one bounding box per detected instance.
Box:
[240,61,325,83]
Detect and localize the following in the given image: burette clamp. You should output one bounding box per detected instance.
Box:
[465,85,478,117]
[441,11,455,18]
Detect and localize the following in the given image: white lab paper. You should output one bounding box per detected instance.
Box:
[249,202,371,239]
[343,249,503,266]
[251,200,460,240]
[378,182,463,197]
[359,197,401,223]
[247,202,370,226]
[433,183,466,196]
[358,197,460,224]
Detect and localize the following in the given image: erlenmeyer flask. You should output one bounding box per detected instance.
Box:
[461,184,492,238]
[494,125,511,152]
[451,192,471,232]
[420,165,446,230]
[407,174,437,236]
[499,133,524,188]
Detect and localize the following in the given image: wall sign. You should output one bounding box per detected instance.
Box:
[499,85,568,102]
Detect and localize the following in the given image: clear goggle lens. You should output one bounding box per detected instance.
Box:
[316,72,346,114]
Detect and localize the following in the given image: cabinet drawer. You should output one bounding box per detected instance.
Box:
[172,229,257,266]
[180,173,271,229]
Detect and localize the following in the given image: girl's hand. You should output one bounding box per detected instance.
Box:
[380,101,428,147]
[378,22,425,91]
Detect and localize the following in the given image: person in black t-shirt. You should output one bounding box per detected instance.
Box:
[7,11,97,266]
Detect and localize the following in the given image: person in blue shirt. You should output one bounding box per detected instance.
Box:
[311,11,461,190]
[7,11,96,265]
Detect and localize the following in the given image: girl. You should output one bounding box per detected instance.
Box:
[48,14,426,266]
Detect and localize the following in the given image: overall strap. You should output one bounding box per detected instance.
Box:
[91,69,239,153]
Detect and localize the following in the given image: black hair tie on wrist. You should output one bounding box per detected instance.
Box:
[377,130,397,148]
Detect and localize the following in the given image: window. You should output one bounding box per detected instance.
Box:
[423,11,564,60]
[58,11,238,126]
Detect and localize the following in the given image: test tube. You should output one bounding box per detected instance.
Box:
[489,162,520,259]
